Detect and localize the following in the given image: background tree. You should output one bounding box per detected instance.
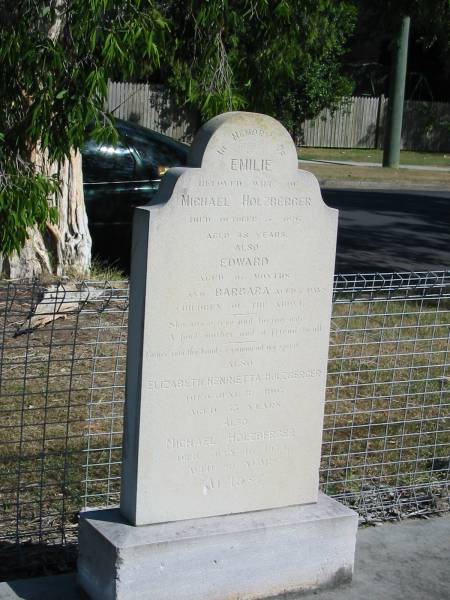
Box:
[161,1,357,140]
[346,0,450,100]
[0,0,167,277]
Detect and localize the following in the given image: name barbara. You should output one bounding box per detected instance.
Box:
[216,287,270,296]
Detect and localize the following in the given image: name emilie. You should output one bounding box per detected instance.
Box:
[230,158,272,172]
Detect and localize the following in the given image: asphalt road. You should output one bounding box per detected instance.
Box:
[322,187,450,274]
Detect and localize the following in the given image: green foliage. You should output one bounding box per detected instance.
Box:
[0,164,59,255]
[161,1,357,135]
[0,0,168,256]
[353,0,450,97]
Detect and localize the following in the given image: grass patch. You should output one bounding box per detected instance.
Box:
[298,147,450,169]
[88,258,126,281]
[0,280,127,578]
[299,161,450,188]
[321,296,450,508]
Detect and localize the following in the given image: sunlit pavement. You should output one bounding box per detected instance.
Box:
[1,514,449,600]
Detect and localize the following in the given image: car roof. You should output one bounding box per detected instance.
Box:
[114,118,189,156]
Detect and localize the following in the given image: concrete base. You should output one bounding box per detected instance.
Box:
[78,493,357,600]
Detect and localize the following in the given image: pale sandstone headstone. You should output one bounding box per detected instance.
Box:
[121,111,338,526]
[79,113,356,600]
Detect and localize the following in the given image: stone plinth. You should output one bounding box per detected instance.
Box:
[78,494,357,600]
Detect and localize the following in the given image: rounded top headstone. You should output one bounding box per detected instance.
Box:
[188,112,299,176]
[121,109,338,526]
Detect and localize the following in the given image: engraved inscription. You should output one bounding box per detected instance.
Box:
[231,128,267,141]
[123,111,337,524]
[230,158,272,172]
[242,194,311,207]
[181,193,230,207]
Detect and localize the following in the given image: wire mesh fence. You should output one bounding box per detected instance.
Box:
[0,271,449,578]
[323,272,450,521]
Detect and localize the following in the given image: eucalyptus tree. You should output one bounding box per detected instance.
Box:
[0,0,167,277]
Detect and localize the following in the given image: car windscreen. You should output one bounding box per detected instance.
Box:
[82,138,136,183]
[131,136,187,177]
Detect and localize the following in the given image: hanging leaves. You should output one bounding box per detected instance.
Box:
[161,0,357,132]
[0,0,168,256]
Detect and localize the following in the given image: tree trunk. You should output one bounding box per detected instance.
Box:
[51,149,92,277]
[1,151,92,279]
[1,1,91,280]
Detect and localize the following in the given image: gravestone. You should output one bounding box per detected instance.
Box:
[78,112,358,600]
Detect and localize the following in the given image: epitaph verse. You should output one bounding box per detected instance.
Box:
[121,112,338,525]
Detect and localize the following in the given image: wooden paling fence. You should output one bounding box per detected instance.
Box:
[107,81,198,143]
[301,96,383,149]
[106,82,450,151]
[302,96,450,151]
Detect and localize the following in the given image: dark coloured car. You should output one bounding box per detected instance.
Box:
[82,119,189,270]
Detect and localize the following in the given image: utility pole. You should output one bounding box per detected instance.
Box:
[383,15,410,168]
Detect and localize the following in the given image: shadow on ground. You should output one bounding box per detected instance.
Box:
[0,542,76,583]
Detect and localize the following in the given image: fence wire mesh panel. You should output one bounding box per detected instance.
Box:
[0,272,449,578]
[323,271,450,522]
[0,280,128,578]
